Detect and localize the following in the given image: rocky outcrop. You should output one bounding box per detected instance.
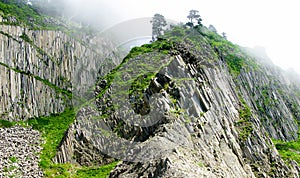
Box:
[0,126,43,177]
[1,19,296,176]
[237,67,299,141]
[55,36,300,177]
[0,24,120,121]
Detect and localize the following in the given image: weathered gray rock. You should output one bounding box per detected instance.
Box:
[55,43,300,177]
[63,35,300,177]
[0,24,120,121]
[2,21,299,177]
[0,126,43,177]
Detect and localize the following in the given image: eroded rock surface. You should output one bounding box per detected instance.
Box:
[56,44,300,177]
[0,126,43,177]
[0,24,120,121]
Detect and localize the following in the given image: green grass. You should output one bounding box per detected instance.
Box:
[0,108,118,177]
[75,162,118,178]
[96,39,173,100]
[28,108,118,177]
[24,108,76,169]
[43,161,118,178]
[273,121,300,165]
[273,139,300,164]
[0,119,16,127]
[196,26,261,77]
[128,72,156,96]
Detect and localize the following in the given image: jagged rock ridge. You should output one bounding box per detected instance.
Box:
[55,28,300,177]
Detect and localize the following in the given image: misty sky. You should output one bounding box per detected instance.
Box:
[63,0,300,73]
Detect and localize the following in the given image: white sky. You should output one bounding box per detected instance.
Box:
[65,0,300,73]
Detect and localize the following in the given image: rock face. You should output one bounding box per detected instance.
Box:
[55,33,300,177]
[0,24,120,121]
[0,126,43,177]
[1,15,300,177]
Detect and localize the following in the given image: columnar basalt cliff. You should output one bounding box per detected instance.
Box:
[54,28,300,177]
[0,24,119,121]
[0,3,300,177]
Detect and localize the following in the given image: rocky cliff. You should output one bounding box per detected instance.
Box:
[54,27,300,177]
[1,3,300,177]
[0,24,120,121]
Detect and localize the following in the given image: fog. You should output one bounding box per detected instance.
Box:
[46,0,300,74]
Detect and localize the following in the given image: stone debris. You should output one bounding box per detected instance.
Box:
[0,126,43,178]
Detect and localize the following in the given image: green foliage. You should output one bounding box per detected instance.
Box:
[96,39,173,101]
[0,109,118,177]
[9,156,18,163]
[224,54,244,76]
[75,162,118,178]
[129,72,156,96]
[19,32,32,43]
[170,26,185,37]
[33,108,117,177]
[0,119,16,127]
[42,161,117,178]
[197,161,204,167]
[124,39,172,60]
[235,97,253,141]
[273,139,300,164]
[0,1,64,30]
[197,26,260,77]
[25,108,75,169]
[273,120,300,165]
[151,13,167,40]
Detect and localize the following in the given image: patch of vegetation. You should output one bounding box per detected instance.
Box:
[225,54,244,76]
[255,100,265,114]
[22,108,76,170]
[9,156,18,163]
[197,161,204,168]
[75,161,118,178]
[163,26,187,41]
[43,161,118,178]
[29,108,117,177]
[124,39,173,61]
[235,96,253,141]
[273,119,300,165]
[0,0,63,30]
[0,108,118,177]
[261,89,274,106]
[196,26,260,77]
[96,39,173,100]
[0,119,16,127]
[273,139,300,164]
[129,72,156,96]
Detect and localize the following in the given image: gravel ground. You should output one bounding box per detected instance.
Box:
[0,126,43,177]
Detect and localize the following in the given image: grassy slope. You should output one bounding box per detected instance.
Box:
[273,124,300,165]
[0,1,49,29]
[0,108,117,177]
